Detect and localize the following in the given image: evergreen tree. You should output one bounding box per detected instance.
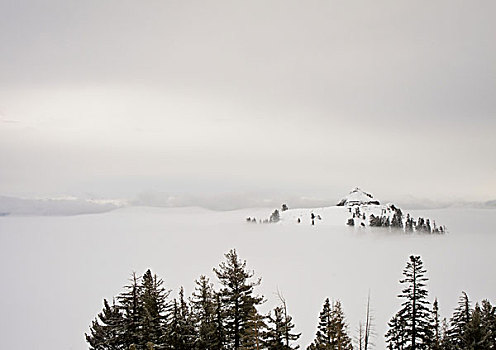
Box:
[416,218,425,232]
[391,208,404,229]
[431,299,442,350]
[382,217,391,228]
[405,215,414,232]
[448,291,472,348]
[264,305,300,350]
[86,299,125,350]
[168,287,196,350]
[118,272,144,348]
[140,270,170,348]
[270,210,281,223]
[214,293,226,350]
[241,305,266,350]
[308,297,332,350]
[213,249,264,350]
[87,270,171,350]
[480,299,496,349]
[462,303,492,350]
[439,318,451,350]
[369,215,382,227]
[264,307,285,350]
[307,298,352,350]
[190,275,219,350]
[385,255,432,350]
[385,314,407,350]
[330,301,353,350]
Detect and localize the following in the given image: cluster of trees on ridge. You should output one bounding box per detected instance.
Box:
[348,205,446,234]
[86,251,495,350]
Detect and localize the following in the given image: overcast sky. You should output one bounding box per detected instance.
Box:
[1,0,495,202]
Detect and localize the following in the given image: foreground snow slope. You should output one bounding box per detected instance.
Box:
[0,206,495,349]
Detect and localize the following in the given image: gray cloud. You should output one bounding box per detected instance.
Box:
[0,1,495,201]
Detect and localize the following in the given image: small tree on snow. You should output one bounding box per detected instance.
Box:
[270,210,280,223]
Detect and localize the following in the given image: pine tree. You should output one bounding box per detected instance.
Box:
[270,210,281,223]
[214,293,226,350]
[168,287,196,350]
[463,303,492,350]
[385,313,407,350]
[439,318,451,350]
[86,298,125,350]
[308,297,332,349]
[385,255,432,350]
[264,307,285,350]
[448,291,472,348]
[405,215,414,232]
[213,249,264,350]
[391,208,404,229]
[190,275,219,350]
[307,298,352,350]
[118,272,144,348]
[140,270,170,348]
[241,305,266,350]
[87,270,171,350]
[369,215,382,227]
[431,299,442,350]
[331,301,353,350]
[480,299,496,349]
[264,305,300,350]
[416,218,425,233]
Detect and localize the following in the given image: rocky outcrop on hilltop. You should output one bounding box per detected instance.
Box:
[337,187,380,206]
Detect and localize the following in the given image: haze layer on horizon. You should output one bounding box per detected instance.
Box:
[1,1,495,202]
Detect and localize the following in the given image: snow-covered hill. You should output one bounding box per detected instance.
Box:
[264,188,446,233]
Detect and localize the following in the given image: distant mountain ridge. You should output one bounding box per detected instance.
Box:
[0,195,124,216]
[0,190,494,217]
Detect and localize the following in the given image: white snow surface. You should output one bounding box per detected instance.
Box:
[0,206,495,349]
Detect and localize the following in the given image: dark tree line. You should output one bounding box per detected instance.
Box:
[87,251,494,350]
[345,204,446,234]
[86,249,300,350]
[368,210,445,234]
